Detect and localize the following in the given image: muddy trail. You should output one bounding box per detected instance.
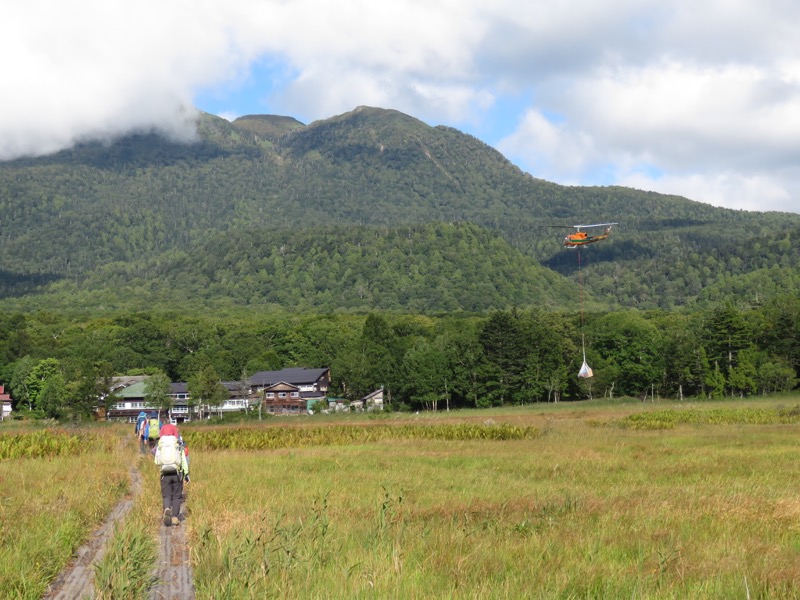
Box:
[42,466,195,600]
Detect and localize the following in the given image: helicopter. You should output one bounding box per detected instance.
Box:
[558,222,619,248]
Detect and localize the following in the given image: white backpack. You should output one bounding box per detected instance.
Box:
[156,436,181,473]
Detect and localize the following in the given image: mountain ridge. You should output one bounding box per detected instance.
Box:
[0,106,798,312]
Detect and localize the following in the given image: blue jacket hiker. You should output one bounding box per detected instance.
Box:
[135,411,148,454]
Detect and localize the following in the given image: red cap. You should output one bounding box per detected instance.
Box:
[160,423,179,437]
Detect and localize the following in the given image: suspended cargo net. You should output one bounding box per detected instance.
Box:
[577,252,593,378]
[578,355,593,378]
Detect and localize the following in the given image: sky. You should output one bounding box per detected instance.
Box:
[3,0,800,214]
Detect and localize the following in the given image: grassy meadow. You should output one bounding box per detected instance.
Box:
[0,425,135,599]
[4,397,800,599]
[183,397,800,599]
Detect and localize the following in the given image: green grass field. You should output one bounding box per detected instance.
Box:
[4,397,800,599]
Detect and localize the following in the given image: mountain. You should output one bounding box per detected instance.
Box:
[0,106,798,312]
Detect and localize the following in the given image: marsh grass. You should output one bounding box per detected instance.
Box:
[620,406,800,429]
[0,428,116,459]
[182,422,537,451]
[0,426,132,599]
[186,399,800,599]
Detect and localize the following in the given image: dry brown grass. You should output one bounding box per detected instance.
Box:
[182,398,800,598]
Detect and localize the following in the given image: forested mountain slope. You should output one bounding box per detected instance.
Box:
[9,223,583,313]
[1,106,798,311]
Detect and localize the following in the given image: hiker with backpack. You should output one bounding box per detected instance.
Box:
[155,422,189,526]
[148,413,162,451]
[135,411,148,454]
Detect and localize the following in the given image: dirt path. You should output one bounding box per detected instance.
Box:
[148,501,195,600]
[43,468,143,600]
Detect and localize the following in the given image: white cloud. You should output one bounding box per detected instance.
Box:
[1,0,491,158]
[498,56,800,213]
[0,0,255,158]
[238,0,491,123]
[565,61,800,169]
[496,110,599,181]
[618,170,796,213]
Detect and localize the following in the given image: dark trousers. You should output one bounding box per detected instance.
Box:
[160,472,184,516]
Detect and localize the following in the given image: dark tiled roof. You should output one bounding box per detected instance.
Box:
[170,382,188,394]
[249,367,329,387]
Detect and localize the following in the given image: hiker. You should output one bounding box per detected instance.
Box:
[155,422,189,526]
[135,411,148,454]
[148,413,161,451]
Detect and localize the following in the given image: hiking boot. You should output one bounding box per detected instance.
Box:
[163,508,172,526]
[171,516,180,526]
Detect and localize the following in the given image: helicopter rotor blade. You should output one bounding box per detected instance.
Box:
[572,222,619,229]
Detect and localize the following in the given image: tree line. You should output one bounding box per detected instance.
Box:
[1,297,797,420]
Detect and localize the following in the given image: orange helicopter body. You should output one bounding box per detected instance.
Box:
[561,223,618,248]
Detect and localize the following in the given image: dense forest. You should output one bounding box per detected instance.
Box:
[0,105,798,418]
[0,299,798,419]
[5,223,584,313]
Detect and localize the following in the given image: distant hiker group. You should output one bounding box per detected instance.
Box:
[135,411,163,453]
[136,412,190,527]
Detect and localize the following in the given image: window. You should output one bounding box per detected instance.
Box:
[290,392,299,398]
[266,392,274,399]
[278,392,286,398]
